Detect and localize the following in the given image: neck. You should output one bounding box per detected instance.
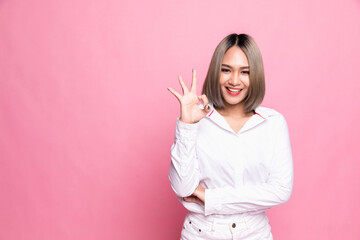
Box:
[216,103,253,118]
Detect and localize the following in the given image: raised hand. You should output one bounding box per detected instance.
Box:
[168,69,211,124]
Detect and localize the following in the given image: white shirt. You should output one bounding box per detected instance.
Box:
[169,105,293,217]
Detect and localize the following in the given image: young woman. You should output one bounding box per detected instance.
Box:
[167,33,293,240]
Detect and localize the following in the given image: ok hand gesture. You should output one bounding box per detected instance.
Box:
[168,69,211,124]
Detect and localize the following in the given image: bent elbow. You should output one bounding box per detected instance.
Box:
[279,185,293,205]
[170,184,194,198]
[168,173,197,198]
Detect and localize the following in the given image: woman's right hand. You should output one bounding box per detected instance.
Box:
[168,69,211,124]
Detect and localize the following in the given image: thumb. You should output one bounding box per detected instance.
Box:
[198,94,211,113]
[204,104,211,113]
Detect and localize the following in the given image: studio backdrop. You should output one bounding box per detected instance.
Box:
[1,0,360,239]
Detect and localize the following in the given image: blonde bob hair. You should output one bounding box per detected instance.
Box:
[202,33,265,113]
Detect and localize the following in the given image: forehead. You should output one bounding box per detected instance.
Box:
[222,46,249,66]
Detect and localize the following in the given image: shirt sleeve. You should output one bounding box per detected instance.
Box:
[204,115,294,216]
[168,118,201,198]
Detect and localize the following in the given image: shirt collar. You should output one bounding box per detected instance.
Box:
[206,104,271,134]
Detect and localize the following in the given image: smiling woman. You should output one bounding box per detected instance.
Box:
[220,47,250,105]
[202,34,265,114]
[167,34,293,240]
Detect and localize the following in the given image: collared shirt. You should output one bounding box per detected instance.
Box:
[169,105,293,217]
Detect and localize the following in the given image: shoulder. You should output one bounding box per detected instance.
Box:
[255,106,287,125]
[255,106,282,117]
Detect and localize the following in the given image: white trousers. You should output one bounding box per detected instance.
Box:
[180,212,273,240]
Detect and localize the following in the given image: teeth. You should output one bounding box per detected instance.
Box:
[227,87,241,92]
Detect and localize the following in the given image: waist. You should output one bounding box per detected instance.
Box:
[189,212,249,223]
[188,212,268,228]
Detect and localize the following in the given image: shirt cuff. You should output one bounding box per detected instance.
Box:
[204,188,222,216]
[175,118,199,142]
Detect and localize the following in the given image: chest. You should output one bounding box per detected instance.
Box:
[196,121,276,186]
[223,115,252,133]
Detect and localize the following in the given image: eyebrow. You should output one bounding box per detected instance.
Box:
[221,64,249,69]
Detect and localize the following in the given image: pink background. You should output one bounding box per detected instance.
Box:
[1,0,360,239]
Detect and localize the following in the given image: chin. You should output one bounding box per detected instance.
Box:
[226,101,243,106]
[222,98,243,106]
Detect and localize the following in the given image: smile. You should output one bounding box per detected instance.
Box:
[226,87,242,96]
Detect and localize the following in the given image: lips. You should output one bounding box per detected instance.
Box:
[225,87,242,96]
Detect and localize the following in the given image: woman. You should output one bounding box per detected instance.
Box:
[167,33,293,240]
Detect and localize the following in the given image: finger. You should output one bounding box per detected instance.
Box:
[197,94,211,113]
[167,87,182,102]
[183,196,195,202]
[184,195,197,201]
[190,198,203,205]
[192,196,204,206]
[196,198,204,206]
[178,75,189,94]
[190,69,197,94]
[184,196,204,205]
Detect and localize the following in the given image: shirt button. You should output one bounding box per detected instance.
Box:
[232,223,236,228]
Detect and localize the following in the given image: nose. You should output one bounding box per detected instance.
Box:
[228,72,241,86]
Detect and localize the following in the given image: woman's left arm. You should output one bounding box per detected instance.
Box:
[192,115,294,216]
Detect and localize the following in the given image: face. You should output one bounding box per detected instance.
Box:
[219,46,250,107]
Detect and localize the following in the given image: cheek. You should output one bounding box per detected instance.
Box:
[219,75,225,85]
[219,76,226,86]
[219,73,230,85]
[243,76,250,87]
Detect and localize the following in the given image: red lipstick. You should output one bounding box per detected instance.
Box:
[225,87,242,96]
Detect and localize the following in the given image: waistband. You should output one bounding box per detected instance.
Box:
[189,212,251,222]
[185,212,251,235]
[187,212,268,229]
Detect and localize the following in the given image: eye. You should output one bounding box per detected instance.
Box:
[221,68,230,73]
[242,71,250,75]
